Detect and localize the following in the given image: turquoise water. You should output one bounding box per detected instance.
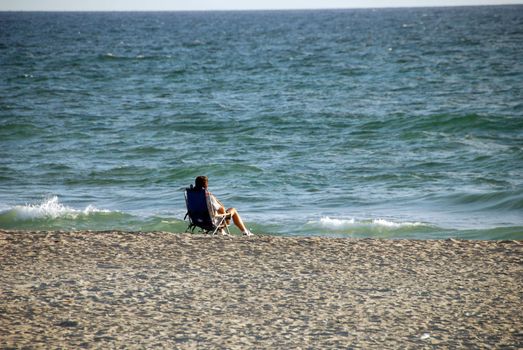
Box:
[1,7,522,239]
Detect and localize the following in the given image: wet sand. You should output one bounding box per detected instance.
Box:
[1,230,522,349]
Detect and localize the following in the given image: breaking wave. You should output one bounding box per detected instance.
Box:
[0,200,187,233]
[310,216,426,229]
[300,216,522,240]
[4,196,108,220]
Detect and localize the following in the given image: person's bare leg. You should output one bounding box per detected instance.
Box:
[217,206,251,234]
[226,208,247,232]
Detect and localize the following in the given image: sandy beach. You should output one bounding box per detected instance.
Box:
[1,230,522,349]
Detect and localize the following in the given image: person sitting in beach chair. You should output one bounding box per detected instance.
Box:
[184,176,253,236]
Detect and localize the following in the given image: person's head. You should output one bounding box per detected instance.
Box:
[195,175,208,190]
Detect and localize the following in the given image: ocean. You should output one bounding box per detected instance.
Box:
[1,7,522,239]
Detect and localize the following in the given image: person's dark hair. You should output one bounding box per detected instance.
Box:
[195,176,208,190]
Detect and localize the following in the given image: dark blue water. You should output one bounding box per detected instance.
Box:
[1,7,522,239]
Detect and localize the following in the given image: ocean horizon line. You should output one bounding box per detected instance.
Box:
[2,3,522,13]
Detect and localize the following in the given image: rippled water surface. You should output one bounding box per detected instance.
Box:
[1,7,522,238]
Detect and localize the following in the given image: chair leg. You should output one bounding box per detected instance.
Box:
[210,217,225,235]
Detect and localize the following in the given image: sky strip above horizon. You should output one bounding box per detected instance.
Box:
[1,0,523,11]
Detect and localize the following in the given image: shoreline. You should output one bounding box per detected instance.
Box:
[1,230,522,348]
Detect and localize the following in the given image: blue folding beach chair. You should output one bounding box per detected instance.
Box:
[184,185,231,235]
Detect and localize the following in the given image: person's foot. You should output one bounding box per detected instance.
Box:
[242,229,253,236]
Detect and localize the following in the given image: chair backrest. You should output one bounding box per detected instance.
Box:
[184,186,215,231]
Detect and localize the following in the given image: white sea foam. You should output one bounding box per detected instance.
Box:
[371,218,424,228]
[316,217,356,227]
[9,196,108,220]
[309,216,424,230]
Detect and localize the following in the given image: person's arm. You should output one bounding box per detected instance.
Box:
[209,193,224,212]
